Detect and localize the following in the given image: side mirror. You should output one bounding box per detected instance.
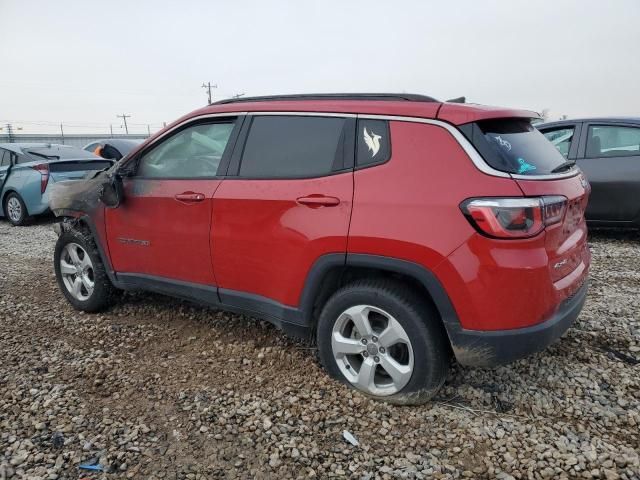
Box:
[100,174,124,208]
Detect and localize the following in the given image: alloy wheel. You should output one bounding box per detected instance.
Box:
[60,243,95,301]
[331,305,414,396]
[7,197,22,223]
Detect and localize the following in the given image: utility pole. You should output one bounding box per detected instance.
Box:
[201,82,217,105]
[147,124,151,137]
[110,124,114,137]
[232,93,245,99]
[60,123,65,144]
[117,113,131,134]
[4,123,15,143]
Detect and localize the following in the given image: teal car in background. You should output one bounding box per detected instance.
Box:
[0,143,113,226]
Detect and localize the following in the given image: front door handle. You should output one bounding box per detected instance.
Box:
[175,192,205,203]
[296,195,341,207]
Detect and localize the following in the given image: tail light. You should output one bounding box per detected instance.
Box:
[461,196,567,239]
[31,163,50,194]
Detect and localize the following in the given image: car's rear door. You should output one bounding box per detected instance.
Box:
[212,113,355,311]
[577,122,640,223]
[105,116,242,285]
[0,149,12,198]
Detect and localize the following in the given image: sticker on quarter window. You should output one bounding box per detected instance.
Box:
[363,128,382,157]
[517,158,537,174]
[494,135,512,151]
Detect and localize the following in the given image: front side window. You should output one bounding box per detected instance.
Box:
[586,125,640,158]
[239,116,346,178]
[137,121,235,178]
[542,127,574,158]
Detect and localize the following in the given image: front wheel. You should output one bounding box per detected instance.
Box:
[54,227,115,312]
[317,279,450,405]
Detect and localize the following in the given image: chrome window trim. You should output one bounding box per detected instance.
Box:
[147,112,247,146]
[157,111,579,181]
[358,114,579,180]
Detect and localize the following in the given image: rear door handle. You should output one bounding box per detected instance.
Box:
[296,195,341,207]
[175,192,205,203]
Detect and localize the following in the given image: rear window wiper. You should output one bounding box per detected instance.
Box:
[27,151,60,160]
[551,160,576,173]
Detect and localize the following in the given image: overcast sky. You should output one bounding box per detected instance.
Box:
[1,0,639,134]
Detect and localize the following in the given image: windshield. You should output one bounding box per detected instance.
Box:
[464,118,570,175]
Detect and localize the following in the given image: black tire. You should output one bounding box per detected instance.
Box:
[54,227,116,312]
[317,279,450,405]
[4,192,31,226]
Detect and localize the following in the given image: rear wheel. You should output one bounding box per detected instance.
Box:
[4,192,30,226]
[317,279,450,405]
[54,227,116,312]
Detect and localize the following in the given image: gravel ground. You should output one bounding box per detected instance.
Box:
[0,218,638,480]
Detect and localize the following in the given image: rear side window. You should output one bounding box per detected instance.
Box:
[586,125,640,158]
[541,127,574,158]
[357,119,391,167]
[463,118,568,175]
[239,116,346,178]
[0,150,8,167]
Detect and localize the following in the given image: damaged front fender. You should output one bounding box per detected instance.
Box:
[48,169,123,218]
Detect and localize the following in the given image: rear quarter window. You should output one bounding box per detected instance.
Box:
[357,119,391,167]
[461,118,568,175]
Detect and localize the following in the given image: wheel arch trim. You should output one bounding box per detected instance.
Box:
[300,253,462,338]
[57,213,118,286]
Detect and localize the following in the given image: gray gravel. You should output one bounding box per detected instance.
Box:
[1,218,638,479]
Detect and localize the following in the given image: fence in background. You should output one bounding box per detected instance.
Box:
[0,133,149,149]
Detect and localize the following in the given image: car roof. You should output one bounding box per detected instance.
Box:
[85,138,144,149]
[0,143,66,154]
[538,117,640,128]
[170,93,539,128]
[0,143,101,160]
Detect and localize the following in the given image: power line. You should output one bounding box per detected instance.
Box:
[116,113,131,134]
[201,82,217,105]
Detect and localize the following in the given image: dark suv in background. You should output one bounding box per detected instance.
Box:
[537,118,640,228]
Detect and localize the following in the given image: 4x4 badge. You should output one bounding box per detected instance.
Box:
[363,128,382,157]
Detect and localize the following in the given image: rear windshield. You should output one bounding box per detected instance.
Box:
[49,160,113,172]
[462,118,569,175]
[24,145,98,161]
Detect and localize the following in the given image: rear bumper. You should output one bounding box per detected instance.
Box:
[449,280,588,367]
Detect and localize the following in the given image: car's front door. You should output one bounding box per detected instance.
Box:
[577,122,640,223]
[212,114,355,310]
[105,116,241,285]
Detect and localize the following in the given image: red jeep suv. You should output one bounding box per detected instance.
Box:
[50,94,590,404]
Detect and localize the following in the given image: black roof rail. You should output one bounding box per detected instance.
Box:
[213,93,439,105]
